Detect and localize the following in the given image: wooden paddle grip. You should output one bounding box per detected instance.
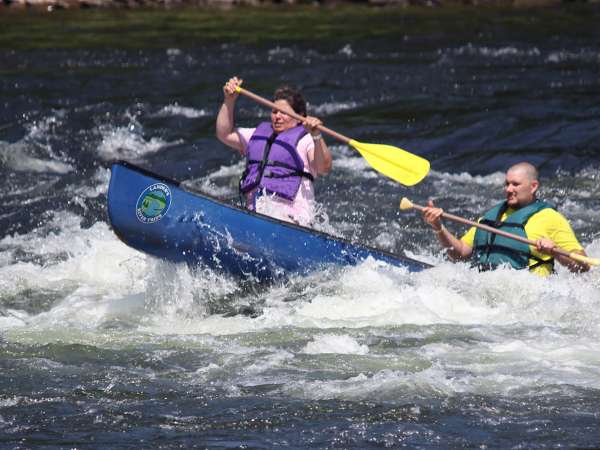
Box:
[410,200,582,261]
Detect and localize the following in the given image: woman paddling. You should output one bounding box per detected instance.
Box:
[216,77,332,226]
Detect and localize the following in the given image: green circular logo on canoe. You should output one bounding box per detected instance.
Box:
[136,183,171,223]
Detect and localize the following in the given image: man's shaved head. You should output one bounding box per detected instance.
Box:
[504,162,540,207]
[507,162,539,183]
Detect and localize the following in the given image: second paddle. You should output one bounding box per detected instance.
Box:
[400,197,599,267]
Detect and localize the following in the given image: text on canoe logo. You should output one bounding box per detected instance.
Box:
[136,183,171,223]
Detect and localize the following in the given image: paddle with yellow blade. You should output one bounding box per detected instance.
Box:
[400,197,600,267]
[235,86,430,186]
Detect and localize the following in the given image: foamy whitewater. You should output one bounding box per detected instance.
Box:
[2,22,600,448]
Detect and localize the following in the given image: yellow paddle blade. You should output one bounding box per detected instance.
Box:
[349,139,430,186]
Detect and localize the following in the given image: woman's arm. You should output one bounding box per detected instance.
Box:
[303,116,332,175]
[216,77,244,153]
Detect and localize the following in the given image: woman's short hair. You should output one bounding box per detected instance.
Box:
[273,85,307,117]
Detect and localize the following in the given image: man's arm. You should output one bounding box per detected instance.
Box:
[532,209,590,273]
[421,200,473,261]
[535,238,590,273]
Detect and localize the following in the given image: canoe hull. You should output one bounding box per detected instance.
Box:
[107,161,429,280]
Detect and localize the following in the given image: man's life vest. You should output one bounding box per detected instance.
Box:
[239,122,314,201]
[473,200,555,272]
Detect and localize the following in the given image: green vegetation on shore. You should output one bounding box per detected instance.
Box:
[1,4,599,50]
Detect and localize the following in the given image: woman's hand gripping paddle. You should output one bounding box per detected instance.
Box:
[400,197,600,267]
[235,86,430,186]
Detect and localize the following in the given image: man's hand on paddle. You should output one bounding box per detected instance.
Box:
[534,238,556,254]
[535,238,590,273]
[420,199,473,261]
[421,199,444,232]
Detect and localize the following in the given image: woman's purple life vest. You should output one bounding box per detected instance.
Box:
[239,122,314,201]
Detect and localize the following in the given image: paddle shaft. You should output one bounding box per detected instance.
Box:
[236,87,351,145]
[410,201,581,262]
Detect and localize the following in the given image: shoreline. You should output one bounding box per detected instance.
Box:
[2,2,598,50]
[1,0,593,11]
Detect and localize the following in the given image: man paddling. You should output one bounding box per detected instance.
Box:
[421,162,589,275]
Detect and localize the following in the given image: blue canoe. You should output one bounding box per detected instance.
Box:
[107,161,430,280]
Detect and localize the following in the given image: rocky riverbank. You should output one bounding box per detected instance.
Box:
[1,0,591,11]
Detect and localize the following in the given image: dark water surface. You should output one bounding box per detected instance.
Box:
[2,6,600,449]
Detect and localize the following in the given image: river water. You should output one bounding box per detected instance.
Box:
[2,7,600,449]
